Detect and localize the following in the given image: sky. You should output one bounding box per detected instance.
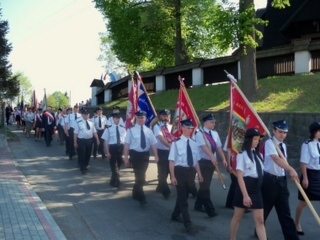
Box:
[1,0,267,107]
[1,0,106,106]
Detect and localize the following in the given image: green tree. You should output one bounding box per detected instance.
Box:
[0,8,19,102]
[47,91,69,110]
[94,0,227,69]
[14,72,33,100]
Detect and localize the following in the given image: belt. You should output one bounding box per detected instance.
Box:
[264,171,285,179]
[175,166,194,169]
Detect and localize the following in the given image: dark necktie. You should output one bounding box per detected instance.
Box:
[99,116,102,128]
[141,125,146,149]
[116,126,120,144]
[209,130,213,138]
[279,143,285,158]
[86,120,90,130]
[253,150,263,185]
[187,139,193,167]
[75,113,77,120]
[317,142,320,164]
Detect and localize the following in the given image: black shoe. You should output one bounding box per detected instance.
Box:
[171,216,183,223]
[163,193,170,199]
[297,230,304,236]
[132,195,139,201]
[81,169,86,174]
[208,211,218,218]
[93,155,97,159]
[139,199,147,205]
[194,206,206,213]
[184,222,193,233]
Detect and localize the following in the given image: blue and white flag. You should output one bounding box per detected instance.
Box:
[136,76,156,127]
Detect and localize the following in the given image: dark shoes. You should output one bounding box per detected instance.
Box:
[139,199,147,205]
[297,230,304,236]
[184,222,193,233]
[194,206,206,213]
[171,216,183,223]
[208,211,218,218]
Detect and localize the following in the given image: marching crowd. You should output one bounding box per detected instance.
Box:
[3,103,320,239]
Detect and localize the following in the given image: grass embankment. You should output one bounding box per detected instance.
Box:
[101,72,320,112]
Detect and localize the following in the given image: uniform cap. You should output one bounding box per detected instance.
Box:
[181,119,194,128]
[96,107,103,111]
[38,108,42,111]
[113,106,120,110]
[81,108,89,115]
[309,121,320,135]
[112,113,121,118]
[202,113,215,122]
[135,110,146,117]
[159,109,171,115]
[244,128,263,138]
[273,120,288,132]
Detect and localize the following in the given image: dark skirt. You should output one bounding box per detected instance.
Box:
[15,115,21,122]
[35,121,43,128]
[298,168,320,201]
[233,176,263,209]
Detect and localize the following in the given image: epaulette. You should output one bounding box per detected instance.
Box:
[189,138,197,143]
[119,125,125,128]
[105,125,111,128]
[76,119,83,123]
[173,138,180,142]
[304,139,312,144]
[239,150,244,153]
[94,116,98,118]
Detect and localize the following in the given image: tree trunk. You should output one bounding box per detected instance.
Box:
[239,0,258,101]
[174,0,188,65]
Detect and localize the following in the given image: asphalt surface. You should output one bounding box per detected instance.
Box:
[4,124,320,240]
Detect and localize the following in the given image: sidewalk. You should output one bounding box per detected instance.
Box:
[0,130,66,240]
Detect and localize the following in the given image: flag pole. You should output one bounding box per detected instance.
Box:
[225,70,320,225]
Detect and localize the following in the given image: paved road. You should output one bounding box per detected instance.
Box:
[7,125,320,240]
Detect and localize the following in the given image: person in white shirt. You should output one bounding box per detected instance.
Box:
[123,110,158,206]
[230,128,266,240]
[261,120,299,240]
[295,121,320,235]
[74,108,99,174]
[102,113,126,188]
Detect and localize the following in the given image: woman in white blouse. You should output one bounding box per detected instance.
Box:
[230,128,266,240]
[24,107,34,138]
[295,122,320,235]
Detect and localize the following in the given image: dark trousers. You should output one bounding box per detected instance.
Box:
[172,166,196,226]
[129,150,149,201]
[225,173,237,208]
[109,144,124,186]
[77,138,93,171]
[44,125,53,147]
[93,129,105,157]
[195,159,216,215]
[262,172,299,240]
[156,149,170,196]
[68,128,76,159]
[57,124,65,144]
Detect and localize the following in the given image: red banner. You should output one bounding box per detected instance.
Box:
[171,77,199,137]
[125,79,138,129]
[227,79,268,169]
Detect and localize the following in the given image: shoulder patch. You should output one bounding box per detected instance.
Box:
[119,125,125,128]
[173,137,180,142]
[76,119,83,123]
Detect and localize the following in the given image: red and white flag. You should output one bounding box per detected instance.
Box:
[226,73,269,168]
[171,76,199,138]
[125,78,138,129]
[31,90,39,111]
